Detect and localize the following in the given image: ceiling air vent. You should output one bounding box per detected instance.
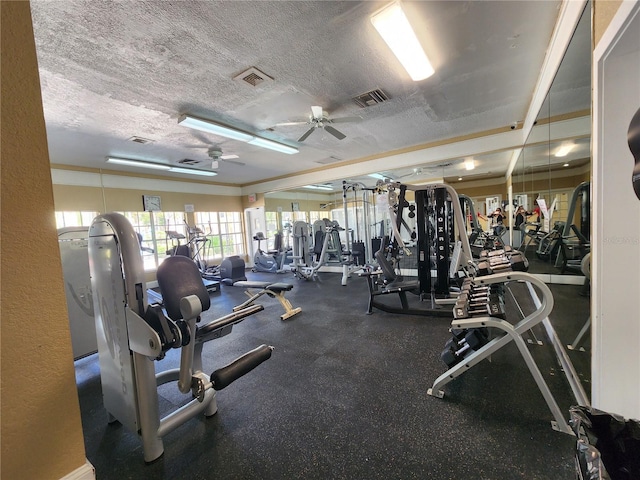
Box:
[314,155,343,165]
[353,89,389,108]
[233,67,274,87]
[128,136,154,144]
[178,158,203,166]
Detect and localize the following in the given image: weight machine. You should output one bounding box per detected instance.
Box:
[363,182,473,316]
[88,213,272,462]
[554,181,591,273]
[291,219,348,282]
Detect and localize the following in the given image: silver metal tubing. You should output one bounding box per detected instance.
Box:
[525,282,590,407]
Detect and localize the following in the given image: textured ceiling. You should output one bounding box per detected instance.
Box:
[30,0,587,191]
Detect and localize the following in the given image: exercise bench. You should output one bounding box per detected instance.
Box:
[233,281,302,320]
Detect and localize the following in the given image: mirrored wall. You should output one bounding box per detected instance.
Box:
[512,1,591,279]
[264,3,592,282]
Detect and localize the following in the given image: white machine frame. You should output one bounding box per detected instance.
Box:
[89,213,271,462]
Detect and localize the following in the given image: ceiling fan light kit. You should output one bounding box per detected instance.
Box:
[106,156,217,176]
[178,114,298,154]
[371,1,434,81]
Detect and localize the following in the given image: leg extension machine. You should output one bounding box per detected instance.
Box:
[89,213,273,463]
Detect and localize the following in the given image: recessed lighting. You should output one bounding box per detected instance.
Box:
[458,177,462,181]
[555,144,574,157]
[464,159,475,171]
[563,163,570,167]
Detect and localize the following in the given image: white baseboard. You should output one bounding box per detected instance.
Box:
[60,460,95,480]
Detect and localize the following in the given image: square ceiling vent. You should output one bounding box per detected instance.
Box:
[353,89,389,108]
[233,67,274,87]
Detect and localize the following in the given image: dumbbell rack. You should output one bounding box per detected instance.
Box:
[427,271,586,435]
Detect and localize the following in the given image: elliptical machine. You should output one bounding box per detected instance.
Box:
[252,232,278,273]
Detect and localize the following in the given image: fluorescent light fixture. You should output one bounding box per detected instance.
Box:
[179,114,298,155]
[464,159,475,171]
[303,184,334,191]
[106,157,171,170]
[107,157,216,176]
[371,2,434,81]
[368,173,387,180]
[555,144,574,157]
[169,167,217,176]
[247,137,298,154]
[178,114,253,142]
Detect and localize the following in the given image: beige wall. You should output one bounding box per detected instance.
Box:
[594,0,624,46]
[53,183,244,213]
[1,2,88,479]
[264,196,329,213]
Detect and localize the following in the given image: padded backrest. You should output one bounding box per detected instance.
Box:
[273,232,282,251]
[313,230,324,255]
[374,237,397,282]
[156,255,210,320]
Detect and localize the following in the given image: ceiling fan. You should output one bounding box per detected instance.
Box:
[276,106,361,142]
[184,132,245,168]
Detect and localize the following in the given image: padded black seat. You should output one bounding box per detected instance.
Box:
[157,255,210,321]
[234,281,293,292]
[232,280,301,320]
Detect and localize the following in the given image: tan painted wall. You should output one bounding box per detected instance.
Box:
[264,197,330,213]
[594,0,624,46]
[455,181,508,199]
[52,184,244,213]
[1,2,88,479]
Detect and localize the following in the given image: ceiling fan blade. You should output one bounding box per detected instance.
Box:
[329,116,362,124]
[311,105,323,119]
[191,131,212,144]
[298,127,316,142]
[222,159,245,166]
[324,125,346,140]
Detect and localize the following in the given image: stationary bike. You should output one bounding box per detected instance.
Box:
[252,232,278,273]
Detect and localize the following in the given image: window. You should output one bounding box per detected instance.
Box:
[118,211,156,270]
[55,211,98,229]
[218,211,244,256]
[308,211,325,223]
[153,212,187,258]
[194,211,222,261]
[195,211,245,260]
[265,211,279,250]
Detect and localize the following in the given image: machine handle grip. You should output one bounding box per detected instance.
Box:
[211,344,273,390]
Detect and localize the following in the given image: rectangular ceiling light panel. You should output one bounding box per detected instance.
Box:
[371,2,434,81]
[179,114,298,155]
[106,157,171,170]
[248,137,298,154]
[106,157,217,176]
[178,115,254,142]
[169,167,217,176]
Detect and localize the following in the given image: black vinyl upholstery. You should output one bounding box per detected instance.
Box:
[156,255,210,320]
